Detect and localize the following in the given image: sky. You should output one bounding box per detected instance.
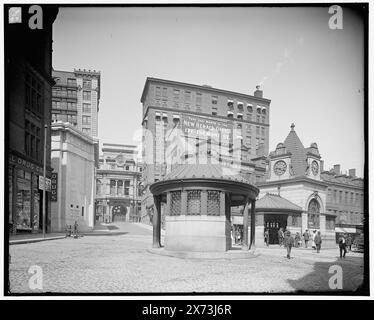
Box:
[52,6,365,177]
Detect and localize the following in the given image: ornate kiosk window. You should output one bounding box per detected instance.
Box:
[170,191,181,216]
[187,190,201,215]
[207,190,220,216]
[308,199,320,229]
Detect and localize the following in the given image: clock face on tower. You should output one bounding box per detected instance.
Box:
[274,160,287,176]
[311,160,319,176]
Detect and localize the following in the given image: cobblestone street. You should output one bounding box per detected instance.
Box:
[8,223,365,294]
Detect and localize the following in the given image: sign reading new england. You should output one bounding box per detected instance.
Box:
[181,114,232,143]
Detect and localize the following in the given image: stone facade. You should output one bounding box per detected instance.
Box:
[50,122,98,232]
[95,144,142,223]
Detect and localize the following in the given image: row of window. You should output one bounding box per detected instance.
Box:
[24,119,41,160]
[153,111,266,125]
[55,78,92,89]
[100,163,137,171]
[52,88,92,101]
[327,188,364,206]
[96,179,142,197]
[52,88,77,99]
[169,190,221,216]
[52,100,77,111]
[51,113,77,125]
[336,211,364,225]
[52,101,91,114]
[155,86,268,113]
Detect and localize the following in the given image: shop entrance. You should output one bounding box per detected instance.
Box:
[112,205,127,222]
[264,214,287,245]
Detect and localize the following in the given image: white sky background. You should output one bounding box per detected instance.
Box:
[52,6,365,177]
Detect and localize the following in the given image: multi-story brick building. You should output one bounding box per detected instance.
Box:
[5,5,59,234]
[51,68,101,138]
[321,164,364,237]
[95,144,142,223]
[140,77,271,224]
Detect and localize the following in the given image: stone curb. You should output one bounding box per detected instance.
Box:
[147,247,259,260]
[9,236,67,245]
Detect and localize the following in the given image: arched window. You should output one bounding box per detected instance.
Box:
[308,199,320,229]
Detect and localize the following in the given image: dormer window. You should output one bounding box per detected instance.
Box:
[247,104,253,112]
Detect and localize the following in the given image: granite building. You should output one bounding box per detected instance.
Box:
[95,144,142,223]
[5,5,59,234]
[50,122,98,232]
[51,68,101,138]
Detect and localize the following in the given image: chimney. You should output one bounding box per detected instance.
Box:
[254,85,263,98]
[333,164,341,175]
[349,168,356,178]
[320,160,324,172]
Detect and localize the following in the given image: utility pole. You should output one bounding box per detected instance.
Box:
[42,124,47,238]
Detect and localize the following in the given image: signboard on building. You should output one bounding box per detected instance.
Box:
[51,172,58,201]
[180,114,233,143]
[38,176,51,192]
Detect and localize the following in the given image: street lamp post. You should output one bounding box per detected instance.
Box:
[42,124,47,238]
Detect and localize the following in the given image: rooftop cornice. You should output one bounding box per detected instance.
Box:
[257,176,329,188]
[141,77,272,104]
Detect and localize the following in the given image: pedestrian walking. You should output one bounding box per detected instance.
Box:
[278,227,284,247]
[303,229,310,248]
[294,232,301,248]
[73,220,79,238]
[284,230,294,259]
[312,230,317,249]
[264,228,270,247]
[339,234,347,259]
[315,231,322,253]
[346,235,352,252]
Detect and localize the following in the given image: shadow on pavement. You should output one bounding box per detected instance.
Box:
[287,255,367,295]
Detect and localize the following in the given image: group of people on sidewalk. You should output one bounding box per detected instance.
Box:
[264,227,351,260]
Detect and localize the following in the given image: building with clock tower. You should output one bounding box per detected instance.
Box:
[255,124,336,247]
